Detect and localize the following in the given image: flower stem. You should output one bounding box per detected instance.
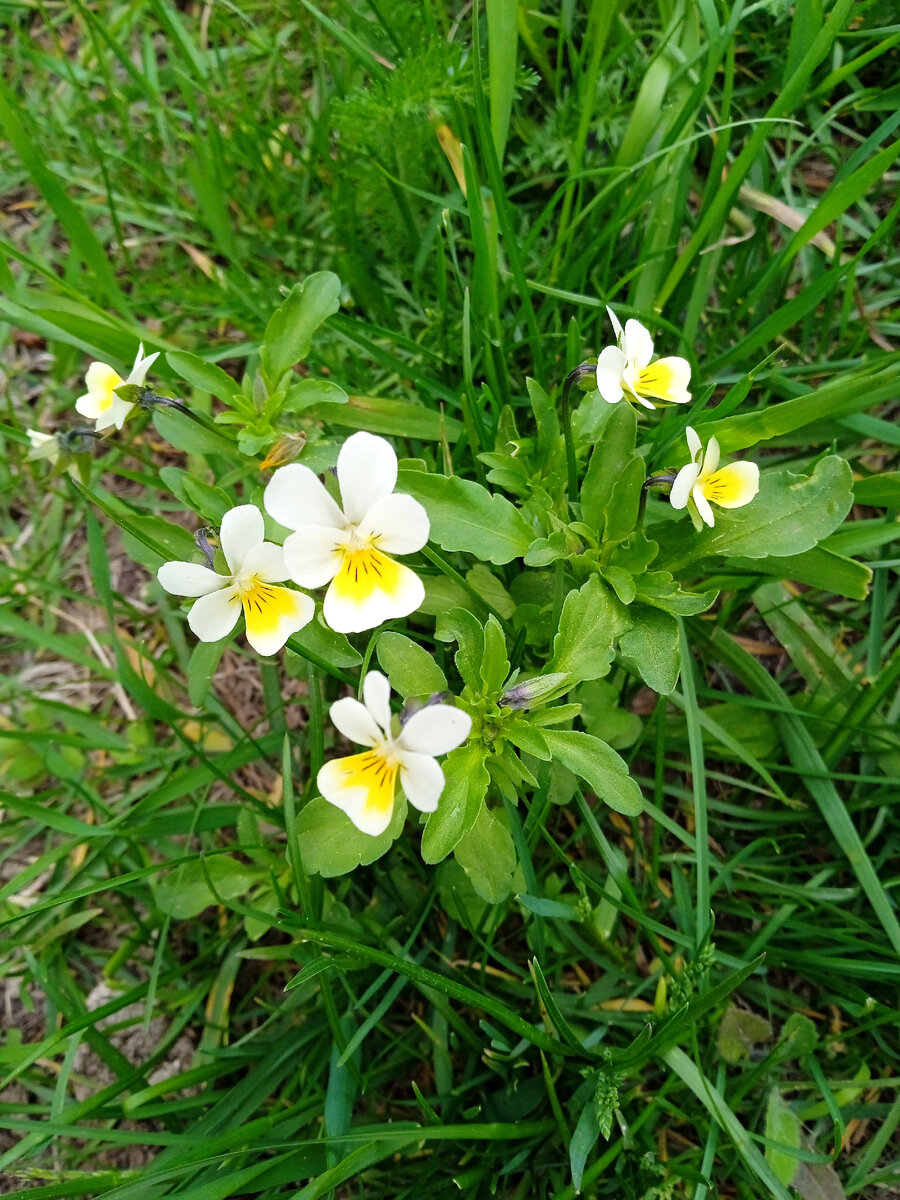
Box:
[560,364,594,510]
[637,473,676,526]
[420,545,513,636]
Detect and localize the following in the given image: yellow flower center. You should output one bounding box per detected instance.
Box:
[234,577,303,639]
[331,540,406,604]
[336,747,398,825]
[634,362,678,400]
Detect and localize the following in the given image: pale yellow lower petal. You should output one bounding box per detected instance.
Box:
[241,581,313,655]
[633,356,691,404]
[318,749,398,835]
[700,462,759,508]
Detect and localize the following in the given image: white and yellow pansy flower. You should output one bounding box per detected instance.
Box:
[75,343,160,432]
[157,504,314,656]
[318,671,471,836]
[596,307,691,409]
[264,431,429,635]
[670,426,760,530]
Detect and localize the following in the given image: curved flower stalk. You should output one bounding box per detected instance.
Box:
[670,426,760,529]
[318,671,471,836]
[75,344,160,432]
[596,307,691,409]
[264,431,429,634]
[157,504,314,656]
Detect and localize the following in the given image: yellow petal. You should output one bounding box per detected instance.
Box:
[324,545,424,633]
[240,581,313,655]
[634,356,691,404]
[318,749,398,835]
[700,462,759,508]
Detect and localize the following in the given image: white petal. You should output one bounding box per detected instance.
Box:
[693,486,716,527]
[363,671,393,738]
[187,585,242,642]
[701,436,720,478]
[606,305,624,344]
[622,319,654,369]
[243,587,314,656]
[595,346,626,404]
[330,696,381,747]
[397,705,471,756]
[356,493,430,555]
[337,432,398,525]
[669,463,701,510]
[220,505,264,575]
[240,540,288,583]
[398,751,445,813]
[92,392,135,431]
[264,463,345,533]
[283,526,346,588]
[317,756,396,836]
[125,344,160,386]
[685,426,702,462]
[322,558,424,634]
[157,561,229,597]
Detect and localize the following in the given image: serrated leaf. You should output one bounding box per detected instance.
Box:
[549,575,629,684]
[434,608,485,690]
[618,607,681,694]
[421,742,490,864]
[159,466,232,523]
[542,729,643,816]
[166,350,241,401]
[397,471,532,564]
[260,271,341,385]
[297,795,406,877]
[633,571,718,615]
[376,632,448,697]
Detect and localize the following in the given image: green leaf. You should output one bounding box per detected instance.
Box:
[421,742,490,864]
[454,805,517,903]
[307,394,463,441]
[549,576,629,684]
[435,608,486,690]
[260,271,341,385]
[288,615,362,671]
[166,350,241,401]
[581,403,638,527]
[542,729,643,816]
[569,1097,602,1193]
[603,456,646,541]
[153,407,235,457]
[525,377,560,470]
[480,615,510,695]
[188,639,227,707]
[297,795,406,877]
[576,680,642,750]
[397,471,533,564]
[281,377,348,413]
[155,855,262,919]
[717,1004,773,1064]
[724,547,871,601]
[853,471,900,507]
[120,514,199,565]
[633,572,718,616]
[376,632,448,697]
[662,457,854,568]
[765,1090,802,1187]
[159,466,232,523]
